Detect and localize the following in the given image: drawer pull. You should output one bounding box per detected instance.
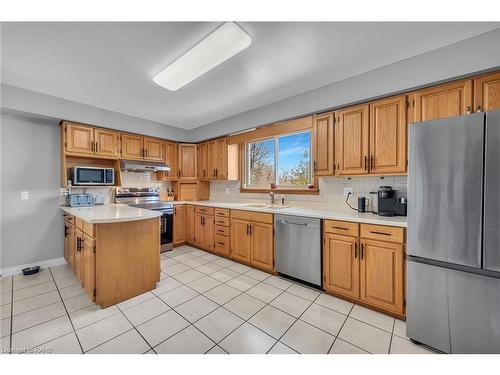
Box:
[332,226,348,231]
[216,220,225,224]
[370,230,391,236]
[217,230,225,233]
[217,242,225,246]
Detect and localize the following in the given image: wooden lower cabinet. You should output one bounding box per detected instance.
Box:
[185,205,195,244]
[249,222,274,272]
[82,233,96,301]
[74,228,84,283]
[323,233,359,300]
[230,219,251,263]
[64,219,75,271]
[194,213,214,251]
[359,239,404,315]
[173,204,186,246]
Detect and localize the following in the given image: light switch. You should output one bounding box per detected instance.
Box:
[21,191,29,200]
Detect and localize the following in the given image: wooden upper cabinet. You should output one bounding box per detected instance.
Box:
[178,144,197,180]
[173,204,186,246]
[164,141,178,180]
[230,219,251,263]
[198,142,209,180]
[360,239,404,315]
[121,134,144,160]
[249,222,274,272]
[312,112,335,176]
[207,141,216,179]
[474,71,500,113]
[413,79,473,122]
[94,128,120,157]
[185,205,195,244]
[336,104,370,175]
[369,95,407,174]
[143,137,163,161]
[324,233,359,300]
[215,138,228,179]
[65,123,94,155]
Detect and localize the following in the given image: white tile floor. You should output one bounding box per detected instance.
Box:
[0,245,438,354]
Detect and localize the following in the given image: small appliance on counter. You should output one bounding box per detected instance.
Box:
[357,196,368,212]
[66,193,94,207]
[369,190,378,214]
[377,186,407,217]
[93,193,105,205]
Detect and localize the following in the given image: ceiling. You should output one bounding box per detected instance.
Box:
[1,22,499,130]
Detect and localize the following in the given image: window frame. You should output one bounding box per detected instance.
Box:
[244,129,313,190]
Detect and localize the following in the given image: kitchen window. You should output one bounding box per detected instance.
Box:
[245,130,312,189]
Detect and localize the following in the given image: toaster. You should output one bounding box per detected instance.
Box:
[67,193,94,207]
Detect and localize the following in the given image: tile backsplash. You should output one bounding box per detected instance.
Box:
[209,175,408,206]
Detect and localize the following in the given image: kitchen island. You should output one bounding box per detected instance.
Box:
[61,204,162,308]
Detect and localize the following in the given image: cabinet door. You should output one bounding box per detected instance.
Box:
[74,229,83,283]
[360,239,404,314]
[65,123,94,155]
[178,144,197,180]
[323,233,359,299]
[414,79,473,122]
[312,112,334,176]
[369,95,407,174]
[121,134,144,160]
[194,214,205,249]
[203,215,215,252]
[64,222,75,271]
[185,205,195,244]
[173,205,186,246]
[215,138,228,179]
[207,141,216,179]
[230,219,251,263]
[474,71,500,112]
[164,141,178,180]
[144,137,164,161]
[197,142,209,180]
[336,104,370,175]
[250,222,274,272]
[94,128,120,158]
[82,234,96,302]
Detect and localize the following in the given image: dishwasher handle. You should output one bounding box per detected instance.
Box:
[275,219,309,226]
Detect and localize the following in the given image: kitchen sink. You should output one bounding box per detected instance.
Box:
[241,203,291,210]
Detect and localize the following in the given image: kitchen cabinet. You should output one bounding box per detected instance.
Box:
[336,104,370,175]
[143,137,164,161]
[194,206,214,251]
[173,204,186,246]
[214,208,230,257]
[312,112,335,176]
[178,144,198,180]
[323,233,359,300]
[64,219,75,271]
[162,140,178,180]
[121,133,144,160]
[82,233,96,302]
[197,142,209,180]
[74,228,84,283]
[230,210,274,272]
[186,205,195,245]
[64,122,120,158]
[209,137,228,179]
[413,79,473,122]
[474,71,500,113]
[369,95,407,174]
[359,238,404,315]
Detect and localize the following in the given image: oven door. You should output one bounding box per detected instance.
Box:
[159,210,173,252]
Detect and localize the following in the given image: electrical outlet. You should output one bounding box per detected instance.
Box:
[343,187,353,200]
[20,191,29,200]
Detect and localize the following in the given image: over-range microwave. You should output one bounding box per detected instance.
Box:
[72,166,114,186]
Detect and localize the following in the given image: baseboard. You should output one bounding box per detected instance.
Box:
[1,257,67,277]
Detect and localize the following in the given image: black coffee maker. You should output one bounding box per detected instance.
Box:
[378,186,396,216]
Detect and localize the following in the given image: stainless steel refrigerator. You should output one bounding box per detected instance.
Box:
[407,109,500,354]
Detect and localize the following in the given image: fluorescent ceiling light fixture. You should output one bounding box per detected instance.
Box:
[229,127,257,136]
[153,22,251,91]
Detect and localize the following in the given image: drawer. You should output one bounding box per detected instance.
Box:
[215,225,230,236]
[214,234,230,255]
[214,217,230,227]
[360,224,405,243]
[64,218,74,227]
[215,208,230,218]
[195,206,214,216]
[63,213,75,223]
[231,209,273,224]
[75,217,84,230]
[83,221,95,238]
[324,220,359,237]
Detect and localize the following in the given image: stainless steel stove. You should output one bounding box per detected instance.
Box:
[115,187,173,252]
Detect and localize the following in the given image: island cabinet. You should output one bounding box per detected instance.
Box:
[62,212,160,308]
[230,210,274,273]
[194,206,214,251]
[323,220,405,318]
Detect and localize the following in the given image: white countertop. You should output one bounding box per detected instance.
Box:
[173,200,407,227]
[60,204,163,224]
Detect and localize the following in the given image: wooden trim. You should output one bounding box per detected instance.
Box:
[239,188,319,195]
[227,116,313,144]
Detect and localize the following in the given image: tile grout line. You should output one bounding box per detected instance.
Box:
[327,303,355,354]
[387,316,396,354]
[48,267,85,354]
[9,276,13,354]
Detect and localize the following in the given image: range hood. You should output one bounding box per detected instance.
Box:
[120,159,170,173]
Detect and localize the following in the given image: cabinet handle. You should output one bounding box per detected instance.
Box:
[217,230,225,234]
[364,156,367,170]
[314,161,317,173]
[217,242,225,246]
[64,226,69,237]
[96,142,99,152]
[174,207,177,215]
[249,224,253,235]
[216,220,225,224]
[332,226,348,231]
[369,230,391,236]
[246,224,249,235]
[354,242,358,259]
[360,243,364,260]
[370,155,374,170]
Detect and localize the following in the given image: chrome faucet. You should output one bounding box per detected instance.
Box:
[269,192,275,205]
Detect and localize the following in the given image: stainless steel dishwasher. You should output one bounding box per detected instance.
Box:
[274,214,321,287]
